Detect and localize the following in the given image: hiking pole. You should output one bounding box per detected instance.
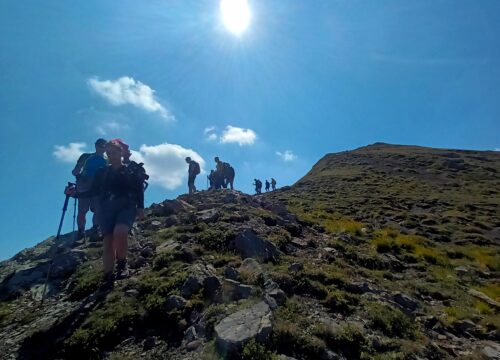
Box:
[72,197,77,235]
[41,182,76,305]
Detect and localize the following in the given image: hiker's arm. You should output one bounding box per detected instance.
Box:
[72,155,86,176]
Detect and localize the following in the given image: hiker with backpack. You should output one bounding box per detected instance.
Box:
[254,179,262,194]
[271,178,277,191]
[265,180,270,192]
[75,139,148,280]
[185,157,200,195]
[72,138,108,240]
[214,156,235,190]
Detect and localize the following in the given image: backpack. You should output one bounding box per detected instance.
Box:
[125,161,150,190]
[192,161,200,175]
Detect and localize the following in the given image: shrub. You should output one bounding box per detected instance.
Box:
[241,339,277,360]
[315,323,369,359]
[323,290,359,315]
[368,303,419,339]
[196,228,236,252]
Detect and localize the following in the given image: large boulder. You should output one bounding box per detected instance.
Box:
[222,279,254,301]
[181,263,221,299]
[234,230,281,263]
[215,301,272,355]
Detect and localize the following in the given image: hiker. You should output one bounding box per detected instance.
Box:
[72,138,108,239]
[76,139,147,280]
[186,157,200,195]
[271,178,277,191]
[254,179,262,194]
[207,170,216,190]
[214,156,235,190]
[265,180,270,192]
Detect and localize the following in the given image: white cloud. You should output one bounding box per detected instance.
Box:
[204,126,216,134]
[276,150,297,162]
[207,133,218,141]
[96,120,131,136]
[53,143,87,163]
[220,125,257,146]
[88,76,173,121]
[131,143,205,190]
[204,126,218,142]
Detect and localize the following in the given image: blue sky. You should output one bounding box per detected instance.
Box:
[1,0,499,260]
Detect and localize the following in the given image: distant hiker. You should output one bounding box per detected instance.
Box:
[265,180,270,192]
[77,139,148,280]
[72,138,108,240]
[271,178,277,191]
[186,157,200,195]
[208,170,216,190]
[214,156,235,190]
[254,179,262,194]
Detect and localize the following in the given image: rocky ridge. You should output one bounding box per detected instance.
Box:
[0,143,499,360]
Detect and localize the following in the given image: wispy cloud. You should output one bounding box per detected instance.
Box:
[370,52,489,66]
[96,121,131,136]
[276,150,296,162]
[204,126,218,142]
[88,76,173,121]
[494,148,500,152]
[220,125,257,146]
[204,126,216,134]
[131,143,205,190]
[53,143,87,163]
[76,107,131,136]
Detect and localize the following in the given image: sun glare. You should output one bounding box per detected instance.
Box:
[220,0,251,35]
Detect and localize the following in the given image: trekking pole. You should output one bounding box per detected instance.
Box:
[41,182,76,305]
[72,197,77,235]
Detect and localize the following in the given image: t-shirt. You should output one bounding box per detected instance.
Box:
[82,154,107,178]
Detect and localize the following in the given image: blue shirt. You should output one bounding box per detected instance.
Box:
[81,154,107,178]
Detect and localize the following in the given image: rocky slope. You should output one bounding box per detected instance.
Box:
[0,143,499,360]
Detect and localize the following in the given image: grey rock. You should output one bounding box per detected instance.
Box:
[288,263,303,273]
[166,295,187,311]
[51,249,87,278]
[186,340,202,352]
[224,266,240,281]
[164,215,179,228]
[215,301,272,355]
[345,282,378,294]
[150,220,162,228]
[234,230,281,263]
[204,275,222,300]
[222,279,254,301]
[184,326,198,343]
[278,355,298,360]
[393,292,418,312]
[267,288,287,305]
[197,209,220,223]
[482,341,500,359]
[264,293,278,310]
[181,276,203,298]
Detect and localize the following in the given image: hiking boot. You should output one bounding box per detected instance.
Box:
[101,272,115,290]
[88,225,102,242]
[115,259,130,280]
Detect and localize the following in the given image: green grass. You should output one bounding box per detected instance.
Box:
[68,263,104,300]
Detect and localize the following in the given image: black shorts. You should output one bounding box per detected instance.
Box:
[98,197,137,236]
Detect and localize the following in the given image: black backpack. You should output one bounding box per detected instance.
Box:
[125,161,150,190]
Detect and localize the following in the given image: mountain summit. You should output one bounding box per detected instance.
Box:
[1,144,499,360]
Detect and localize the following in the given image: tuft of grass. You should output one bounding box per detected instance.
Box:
[367,303,419,339]
[68,263,104,300]
[241,339,278,360]
[475,283,500,302]
[289,208,363,235]
[0,301,12,325]
[322,289,359,315]
[314,323,369,359]
[461,245,500,271]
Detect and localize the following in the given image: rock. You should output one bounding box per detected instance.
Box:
[290,238,309,248]
[215,301,272,355]
[238,258,263,279]
[224,266,240,281]
[234,230,281,263]
[164,215,179,228]
[288,263,303,273]
[482,341,500,359]
[186,340,202,352]
[204,276,222,300]
[184,326,198,343]
[166,295,187,311]
[284,222,302,237]
[345,282,378,294]
[50,249,87,278]
[143,336,155,351]
[181,276,203,298]
[277,355,298,360]
[197,209,219,223]
[468,289,500,309]
[393,292,418,312]
[454,266,469,276]
[264,293,278,310]
[453,319,476,335]
[222,279,254,301]
[150,220,162,229]
[267,288,287,305]
[140,247,154,258]
[181,263,220,299]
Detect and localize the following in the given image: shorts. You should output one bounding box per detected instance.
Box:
[78,196,100,214]
[98,196,137,236]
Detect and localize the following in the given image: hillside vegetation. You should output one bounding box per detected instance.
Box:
[0,143,499,360]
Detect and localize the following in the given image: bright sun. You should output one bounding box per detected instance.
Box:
[220,0,251,35]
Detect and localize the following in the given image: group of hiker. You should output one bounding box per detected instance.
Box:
[67,137,278,281]
[253,178,277,194]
